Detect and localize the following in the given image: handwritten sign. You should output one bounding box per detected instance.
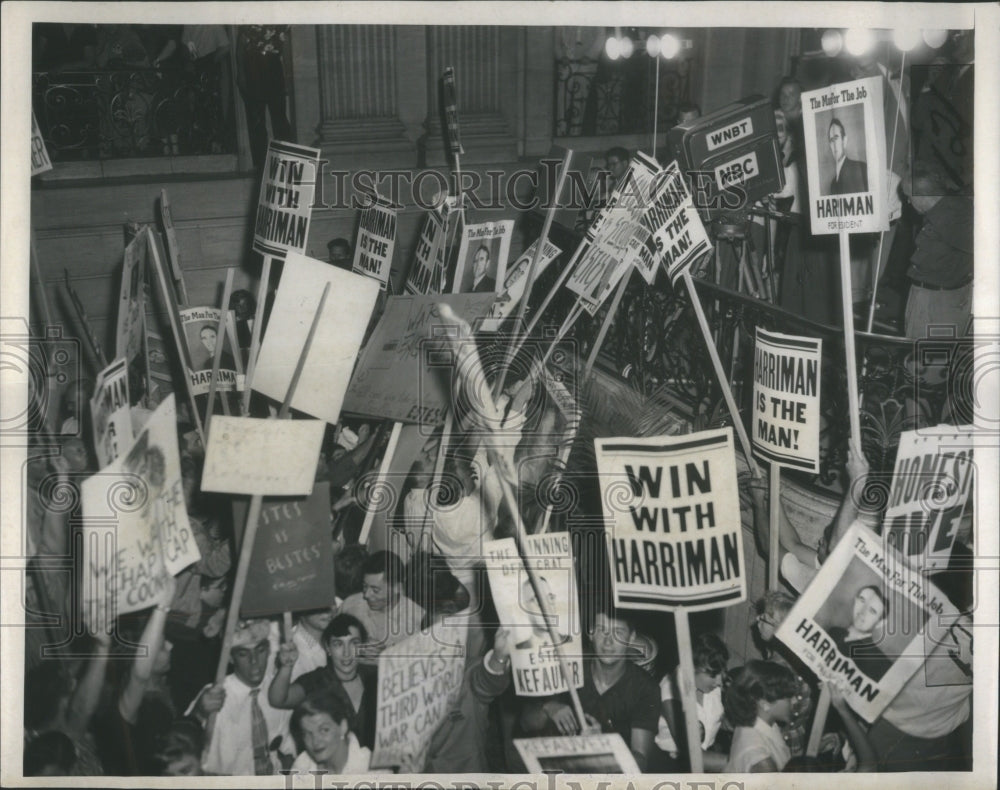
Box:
[802,76,888,235]
[253,251,380,424]
[566,153,662,314]
[751,328,822,473]
[371,624,467,772]
[201,416,325,497]
[485,534,583,696]
[31,111,52,175]
[352,195,398,290]
[775,522,959,722]
[342,292,496,425]
[252,140,321,258]
[514,733,640,774]
[90,357,133,469]
[82,395,200,620]
[882,427,974,570]
[594,428,745,611]
[238,484,336,617]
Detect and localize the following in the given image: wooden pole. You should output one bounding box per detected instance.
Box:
[806,685,832,756]
[674,609,704,773]
[652,58,660,160]
[583,268,631,378]
[241,256,272,416]
[493,148,574,399]
[203,269,235,439]
[159,189,189,306]
[838,231,862,445]
[146,229,205,445]
[683,272,760,477]
[205,289,329,756]
[768,463,781,590]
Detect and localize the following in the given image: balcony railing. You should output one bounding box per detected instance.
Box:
[33,64,235,162]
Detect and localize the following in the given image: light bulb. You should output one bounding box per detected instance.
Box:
[821,29,843,57]
[620,36,635,58]
[605,36,621,60]
[660,33,680,60]
[646,34,661,57]
[845,28,876,57]
[892,29,920,51]
[922,29,949,49]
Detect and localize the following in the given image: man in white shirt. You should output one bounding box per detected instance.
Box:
[188,619,294,775]
[339,551,425,664]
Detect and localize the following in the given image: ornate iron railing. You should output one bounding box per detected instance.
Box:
[576,265,973,490]
[32,65,234,161]
[555,56,692,138]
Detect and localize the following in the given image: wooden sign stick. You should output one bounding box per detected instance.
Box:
[675,609,705,773]
[146,228,205,445]
[203,269,235,440]
[583,268,631,379]
[159,189,189,307]
[683,272,760,478]
[493,148,574,399]
[838,231,862,445]
[240,256,273,416]
[205,286,329,756]
[768,462,782,590]
[806,685,832,756]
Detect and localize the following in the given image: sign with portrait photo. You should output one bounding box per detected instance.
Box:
[452,220,514,295]
[484,534,584,696]
[802,76,888,234]
[775,521,960,722]
[482,238,561,330]
[594,428,745,612]
[179,306,239,396]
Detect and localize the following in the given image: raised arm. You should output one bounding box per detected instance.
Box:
[268,641,306,709]
[118,574,177,724]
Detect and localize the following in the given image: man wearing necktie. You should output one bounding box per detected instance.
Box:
[188,619,294,775]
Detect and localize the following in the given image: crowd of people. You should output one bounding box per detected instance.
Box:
[21,29,978,780]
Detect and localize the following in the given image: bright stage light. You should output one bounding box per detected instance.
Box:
[646,34,661,57]
[845,29,876,57]
[821,29,843,57]
[922,29,949,49]
[660,33,680,59]
[620,35,635,58]
[605,36,621,60]
[892,29,921,51]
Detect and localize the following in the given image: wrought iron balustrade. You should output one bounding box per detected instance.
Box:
[33,64,235,162]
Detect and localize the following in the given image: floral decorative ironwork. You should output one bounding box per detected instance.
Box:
[33,64,234,161]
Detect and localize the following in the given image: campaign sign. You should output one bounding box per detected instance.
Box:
[452,220,514,295]
[179,307,239,397]
[802,76,888,235]
[252,140,321,258]
[882,427,974,570]
[31,111,52,175]
[514,733,641,774]
[485,534,584,696]
[201,416,326,497]
[405,211,446,295]
[482,238,561,329]
[775,521,959,722]
[253,251,379,425]
[566,153,662,314]
[371,624,467,772]
[594,428,745,611]
[342,292,496,425]
[82,395,200,620]
[637,161,711,286]
[239,484,336,617]
[90,357,133,469]
[751,328,822,473]
[352,195,398,290]
[116,228,149,381]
